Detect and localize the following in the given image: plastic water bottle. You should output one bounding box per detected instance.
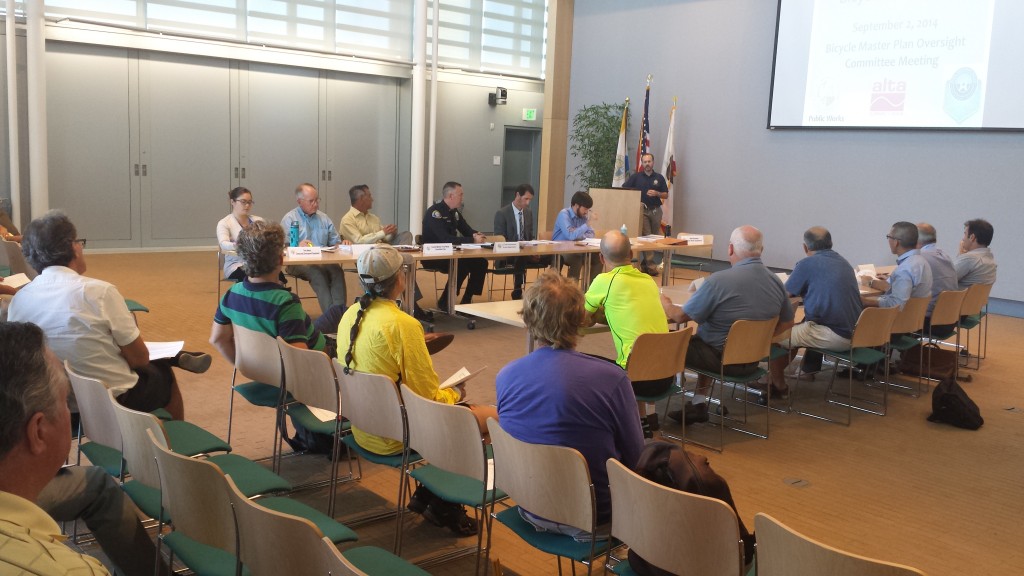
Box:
[620,224,628,236]
[289,221,299,247]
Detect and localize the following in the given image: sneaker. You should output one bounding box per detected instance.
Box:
[413,305,434,322]
[667,401,712,425]
[176,351,212,374]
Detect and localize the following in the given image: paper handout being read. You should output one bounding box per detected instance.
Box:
[440,366,488,390]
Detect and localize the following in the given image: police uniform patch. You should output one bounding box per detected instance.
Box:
[432,210,442,218]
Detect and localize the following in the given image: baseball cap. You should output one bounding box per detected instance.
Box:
[357,245,406,290]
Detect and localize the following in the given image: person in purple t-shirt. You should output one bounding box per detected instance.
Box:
[496,271,644,541]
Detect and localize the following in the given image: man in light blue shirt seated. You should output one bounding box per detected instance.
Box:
[862,221,932,310]
[552,191,600,286]
[280,182,351,314]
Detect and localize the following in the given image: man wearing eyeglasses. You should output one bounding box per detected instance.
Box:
[862,221,933,310]
[281,183,352,314]
[8,211,210,421]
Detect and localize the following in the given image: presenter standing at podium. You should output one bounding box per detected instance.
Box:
[622,153,668,276]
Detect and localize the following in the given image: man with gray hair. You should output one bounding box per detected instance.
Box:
[916,222,957,325]
[862,221,932,310]
[9,211,210,421]
[768,227,862,392]
[0,322,161,576]
[663,226,794,420]
[281,182,351,314]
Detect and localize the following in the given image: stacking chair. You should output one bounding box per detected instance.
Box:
[335,365,423,552]
[1,237,36,279]
[668,234,713,285]
[111,394,290,522]
[225,476,427,576]
[215,249,236,301]
[485,234,516,301]
[227,325,285,463]
[277,337,354,514]
[66,361,228,478]
[921,289,967,382]
[791,307,899,425]
[957,282,993,370]
[685,317,778,452]
[487,418,611,575]
[625,327,693,442]
[606,458,746,576]
[755,513,927,576]
[887,297,930,397]
[150,431,357,576]
[400,384,504,572]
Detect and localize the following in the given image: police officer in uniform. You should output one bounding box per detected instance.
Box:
[421,181,488,309]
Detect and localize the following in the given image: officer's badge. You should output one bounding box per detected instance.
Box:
[653,179,660,186]
[431,210,442,219]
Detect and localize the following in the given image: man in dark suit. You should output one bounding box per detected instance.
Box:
[493,183,551,300]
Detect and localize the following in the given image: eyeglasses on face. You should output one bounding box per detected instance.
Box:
[885,235,897,241]
[234,199,254,206]
[75,238,88,247]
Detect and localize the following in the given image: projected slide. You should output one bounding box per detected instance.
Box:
[769,0,1024,129]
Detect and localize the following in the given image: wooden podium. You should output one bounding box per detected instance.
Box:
[588,188,643,237]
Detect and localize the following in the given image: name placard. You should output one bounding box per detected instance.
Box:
[493,242,521,253]
[423,243,454,256]
[350,244,372,257]
[678,234,705,245]
[287,246,322,260]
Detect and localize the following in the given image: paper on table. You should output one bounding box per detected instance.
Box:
[145,341,184,361]
[459,244,485,250]
[0,273,30,288]
[440,365,487,390]
[688,276,706,293]
[576,238,602,247]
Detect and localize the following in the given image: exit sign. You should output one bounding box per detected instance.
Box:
[522,108,537,121]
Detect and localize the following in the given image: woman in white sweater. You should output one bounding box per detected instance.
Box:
[216,187,264,281]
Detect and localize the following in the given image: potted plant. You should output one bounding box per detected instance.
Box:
[568,102,628,190]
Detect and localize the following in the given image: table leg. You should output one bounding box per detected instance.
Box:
[661,248,672,287]
[446,257,458,316]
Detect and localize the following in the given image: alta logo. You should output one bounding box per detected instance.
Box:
[870,79,906,112]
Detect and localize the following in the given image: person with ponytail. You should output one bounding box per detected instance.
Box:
[337,245,497,537]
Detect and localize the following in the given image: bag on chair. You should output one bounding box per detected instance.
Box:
[627,442,755,575]
[927,377,983,430]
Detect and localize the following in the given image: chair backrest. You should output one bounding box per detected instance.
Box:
[277,337,339,414]
[928,289,967,327]
[233,324,283,387]
[110,395,167,489]
[400,383,486,482]
[626,327,692,382]
[850,307,900,349]
[721,317,778,366]
[318,537,367,576]
[1,238,36,279]
[487,418,595,534]
[890,297,929,335]
[755,513,926,576]
[538,230,553,241]
[224,475,348,576]
[486,234,506,243]
[607,458,743,576]
[149,429,238,554]
[335,366,405,443]
[64,361,123,451]
[959,283,992,317]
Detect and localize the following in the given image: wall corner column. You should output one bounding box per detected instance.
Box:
[537,0,573,233]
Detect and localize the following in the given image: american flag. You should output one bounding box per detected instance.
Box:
[635,78,652,171]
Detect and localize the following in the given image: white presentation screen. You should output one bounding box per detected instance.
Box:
[768,0,1024,129]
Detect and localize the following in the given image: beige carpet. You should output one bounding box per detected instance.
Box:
[75,250,1024,575]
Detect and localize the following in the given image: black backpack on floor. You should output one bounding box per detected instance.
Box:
[927,377,983,430]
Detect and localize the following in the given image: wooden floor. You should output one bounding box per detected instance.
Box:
[74,250,1023,576]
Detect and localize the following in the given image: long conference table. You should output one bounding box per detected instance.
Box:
[283,234,714,322]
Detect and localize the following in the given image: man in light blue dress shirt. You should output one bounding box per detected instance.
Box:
[862,221,932,311]
[280,183,351,314]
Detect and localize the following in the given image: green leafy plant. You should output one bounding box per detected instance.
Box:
[569,102,628,190]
